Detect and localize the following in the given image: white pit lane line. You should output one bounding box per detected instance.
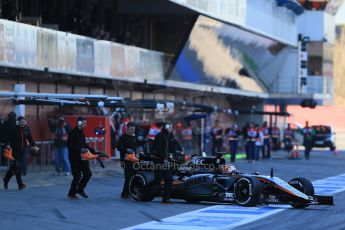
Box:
[123,173,345,230]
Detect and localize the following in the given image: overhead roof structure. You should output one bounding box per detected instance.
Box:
[0,91,124,108]
[0,91,242,116]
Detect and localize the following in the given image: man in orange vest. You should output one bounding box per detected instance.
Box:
[3,116,38,190]
[67,117,95,199]
[181,122,193,154]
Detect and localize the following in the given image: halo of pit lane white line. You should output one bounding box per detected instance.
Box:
[127,151,333,208]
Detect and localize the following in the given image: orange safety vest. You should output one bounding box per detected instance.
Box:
[147,124,161,140]
[181,127,193,140]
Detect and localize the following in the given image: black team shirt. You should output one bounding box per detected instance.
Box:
[117,133,137,162]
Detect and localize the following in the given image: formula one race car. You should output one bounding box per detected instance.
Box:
[128,152,333,208]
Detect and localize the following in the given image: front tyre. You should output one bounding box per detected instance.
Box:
[288,177,314,208]
[234,177,262,207]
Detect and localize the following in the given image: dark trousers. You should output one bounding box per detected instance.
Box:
[263,139,271,159]
[68,160,92,195]
[304,142,312,159]
[245,142,249,159]
[246,141,255,161]
[154,165,173,200]
[272,138,280,151]
[4,160,23,185]
[19,148,29,176]
[122,162,134,196]
[229,140,238,162]
[284,139,293,152]
[212,139,223,155]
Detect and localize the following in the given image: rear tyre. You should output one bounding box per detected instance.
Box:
[288,177,314,208]
[129,174,155,202]
[234,177,263,207]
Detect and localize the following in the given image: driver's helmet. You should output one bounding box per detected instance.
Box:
[221,164,236,174]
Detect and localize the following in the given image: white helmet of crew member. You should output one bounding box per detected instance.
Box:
[162,121,173,132]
